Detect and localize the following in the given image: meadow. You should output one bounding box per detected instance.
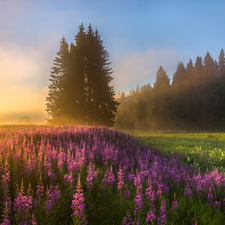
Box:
[121,130,225,174]
[0,126,225,224]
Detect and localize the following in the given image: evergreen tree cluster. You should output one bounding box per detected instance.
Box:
[115,49,225,130]
[46,23,119,126]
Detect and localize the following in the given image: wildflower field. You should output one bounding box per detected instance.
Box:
[123,130,225,173]
[0,126,225,225]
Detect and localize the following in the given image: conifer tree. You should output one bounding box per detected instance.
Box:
[85,25,119,126]
[154,66,170,90]
[172,62,186,87]
[203,51,215,86]
[171,62,189,125]
[46,36,69,124]
[218,49,225,79]
[46,23,119,126]
[64,23,87,124]
[153,66,170,128]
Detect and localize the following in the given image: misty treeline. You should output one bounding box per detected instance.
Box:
[115,49,225,130]
[46,23,119,126]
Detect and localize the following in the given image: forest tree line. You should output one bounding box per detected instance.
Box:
[46,23,119,126]
[115,49,225,130]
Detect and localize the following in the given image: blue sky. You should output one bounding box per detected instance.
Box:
[1,0,225,124]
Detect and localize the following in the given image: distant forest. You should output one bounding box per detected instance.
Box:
[115,49,225,130]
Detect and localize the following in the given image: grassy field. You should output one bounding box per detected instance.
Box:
[1,126,225,224]
[121,130,225,173]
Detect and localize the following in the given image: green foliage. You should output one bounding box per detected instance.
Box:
[115,49,225,130]
[123,130,225,173]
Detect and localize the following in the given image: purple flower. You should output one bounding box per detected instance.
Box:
[184,185,193,198]
[145,185,156,206]
[86,162,98,191]
[64,172,74,185]
[157,183,163,196]
[0,218,11,225]
[134,172,142,192]
[1,199,12,225]
[214,201,221,210]
[117,165,125,196]
[43,185,61,216]
[47,166,56,182]
[207,185,214,207]
[122,211,133,225]
[146,206,156,224]
[71,174,88,225]
[31,213,37,225]
[34,175,44,208]
[124,187,130,200]
[134,188,143,216]
[158,198,168,225]
[2,158,10,200]
[13,183,33,224]
[102,165,115,189]
[171,192,178,212]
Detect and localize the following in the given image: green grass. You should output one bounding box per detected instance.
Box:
[121,130,225,173]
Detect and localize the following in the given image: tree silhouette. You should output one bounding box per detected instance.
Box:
[115,49,225,130]
[46,36,69,124]
[46,23,119,126]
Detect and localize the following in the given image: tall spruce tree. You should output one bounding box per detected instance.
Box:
[202,52,216,128]
[172,62,187,87]
[85,25,119,126]
[64,23,87,124]
[218,49,225,79]
[46,36,69,124]
[213,49,225,126]
[153,66,170,128]
[46,23,119,126]
[171,62,189,125]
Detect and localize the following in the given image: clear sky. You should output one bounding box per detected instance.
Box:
[1,0,225,124]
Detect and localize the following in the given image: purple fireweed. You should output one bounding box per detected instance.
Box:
[127,168,135,182]
[124,184,130,200]
[158,198,168,225]
[184,182,193,198]
[86,162,98,191]
[156,183,163,195]
[3,126,225,223]
[57,152,64,172]
[146,206,156,224]
[1,200,12,225]
[13,180,33,224]
[71,174,88,225]
[102,165,115,189]
[24,154,32,176]
[145,184,156,206]
[171,192,178,212]
[122,211,133,225]
[134,188,143,216]
[43,184,61,216]
[117,165,125,196]
[30,212,37,225]
[214,201,221,210]
[134,171,142,192]
[64,172,75,185]
[47,168,56,183]
[207,185,214,207]
[1,158,12,223]
[0,219,11,225]
[34,175,44,208]
[2,158,10,197]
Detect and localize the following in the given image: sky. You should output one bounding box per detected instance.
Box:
[1,0,225,124]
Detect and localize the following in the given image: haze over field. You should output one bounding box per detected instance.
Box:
[1,0,225,124]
